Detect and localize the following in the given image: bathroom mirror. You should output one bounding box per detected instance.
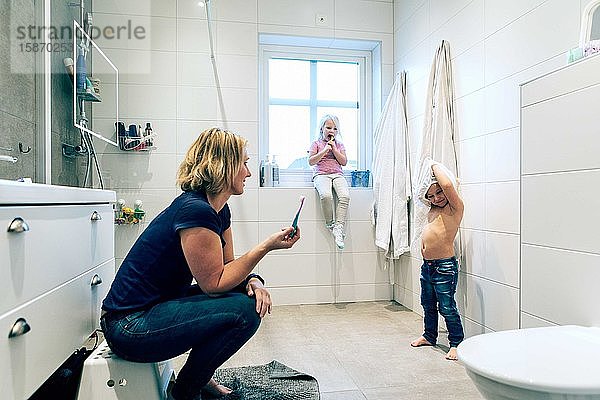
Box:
[73,20,119,147]
[580,0,600,44]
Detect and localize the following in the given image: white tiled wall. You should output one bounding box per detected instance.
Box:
[521,245,600,327]
[520,53,600,329]
[522,84,600,174]
[91,0,595,314]
[522,171,599,254]
[93,0,394,305]
[393,0,585,337]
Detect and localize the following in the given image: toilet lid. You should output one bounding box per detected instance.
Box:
[457,325,600,394]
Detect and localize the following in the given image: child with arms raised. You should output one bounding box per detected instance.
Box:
[411,161,464,360]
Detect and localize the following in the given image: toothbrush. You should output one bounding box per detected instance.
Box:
[290,195,305,238]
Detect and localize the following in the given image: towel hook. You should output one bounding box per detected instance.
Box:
[19,143,31,154]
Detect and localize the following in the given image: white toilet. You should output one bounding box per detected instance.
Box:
[457,325,600,400]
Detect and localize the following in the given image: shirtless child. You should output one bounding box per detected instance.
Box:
[410,162,465,360]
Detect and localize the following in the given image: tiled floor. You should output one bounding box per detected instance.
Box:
[172,301,484,399]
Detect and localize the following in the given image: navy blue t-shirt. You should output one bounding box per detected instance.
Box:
[102,190,231,313]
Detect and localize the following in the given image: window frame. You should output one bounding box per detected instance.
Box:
[581,0,600,45]
[259,44,373,185]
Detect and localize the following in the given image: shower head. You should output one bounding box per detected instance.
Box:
[84,12,93,34]
[82,12,93,52]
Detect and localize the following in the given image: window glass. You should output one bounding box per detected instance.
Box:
[261,44,372,182]
[268,105,310,169]
[268,59,360,170]
[317,61,358,102]
[269,59,310,99]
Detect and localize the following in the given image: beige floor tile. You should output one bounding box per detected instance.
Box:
[363,379,484,399]
[171,301,483,399]
[321,390,367,400]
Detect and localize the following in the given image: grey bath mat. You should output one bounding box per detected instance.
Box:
[213,360,320,400]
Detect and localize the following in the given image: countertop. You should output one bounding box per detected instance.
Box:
[0,179,116,205]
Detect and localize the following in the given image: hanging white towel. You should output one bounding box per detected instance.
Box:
[372,71,411,259]
[412,40,462,259]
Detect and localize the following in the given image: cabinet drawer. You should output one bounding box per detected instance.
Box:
[88,259,115,331]
[0,204,114,316]
[0,259,114,400]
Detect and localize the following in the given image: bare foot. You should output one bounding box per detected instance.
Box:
[445,347,458,360]
[410,336,433,347]
[202,378,232,398]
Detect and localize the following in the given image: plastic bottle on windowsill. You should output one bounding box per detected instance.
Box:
[271,155,280,187]
[262,155,273,187]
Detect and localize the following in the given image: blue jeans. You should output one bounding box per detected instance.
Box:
[100,288,261,400]
[419,257,464,348]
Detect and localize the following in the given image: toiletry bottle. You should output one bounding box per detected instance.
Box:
[85,77,93,93]
[271,155,280,187]
[76,48,87,92]
[133,200,146,220]
[115,199,126,224]
[128,124,137,137]
[138,125,147,150]
[259,159,265,187]
[145,122,154,147]
[263,155,273,187]
[116,122,127,150]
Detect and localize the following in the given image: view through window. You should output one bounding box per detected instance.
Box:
[266,57,360,170]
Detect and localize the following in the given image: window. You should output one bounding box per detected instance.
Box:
[267,57,359,170]
[259,37,377,186]
[581,0,600,44]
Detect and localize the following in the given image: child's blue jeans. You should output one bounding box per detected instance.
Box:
[419,256,464,348]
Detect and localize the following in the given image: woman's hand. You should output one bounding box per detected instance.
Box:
[263,226,301,251]
[246,278,272,317]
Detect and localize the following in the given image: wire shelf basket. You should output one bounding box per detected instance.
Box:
[116,122,156,152]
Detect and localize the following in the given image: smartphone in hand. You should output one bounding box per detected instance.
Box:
[290,195,305,238]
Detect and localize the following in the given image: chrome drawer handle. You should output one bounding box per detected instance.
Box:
[90,211,102,221]
[7,217,30,233]
[9,318,31,338]
[90,274,103,287]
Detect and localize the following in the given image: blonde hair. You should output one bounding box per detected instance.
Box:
[177,127,247,194]
[318,114,342,140]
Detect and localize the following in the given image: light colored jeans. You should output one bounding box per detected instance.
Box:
[313,173,350,226]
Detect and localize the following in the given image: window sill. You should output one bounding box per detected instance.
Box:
[261,170,371,188]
